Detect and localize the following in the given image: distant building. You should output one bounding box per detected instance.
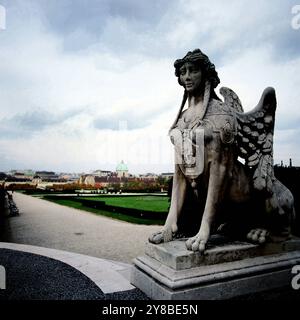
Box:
[116,160,129,178]
[83,175,96,186]
[139,173,158,181]
[58,173,80,182]
[32,176,42,185]
[160,173,174,180]
[79,173,130,188]
[32,171,66,185]
[35,171,57,179]
[4,173,33,187]
[92,170,112,177]
[5,170,33,183]
[23,170,35,178]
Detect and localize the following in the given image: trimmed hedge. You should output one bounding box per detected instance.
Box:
[43,195,167,220]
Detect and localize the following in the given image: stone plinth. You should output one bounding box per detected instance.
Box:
[131,237,300,300]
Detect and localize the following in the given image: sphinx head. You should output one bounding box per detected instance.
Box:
[174,49,220,91]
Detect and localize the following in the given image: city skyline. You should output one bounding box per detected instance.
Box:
[0,1,300,173]
[1,162,175,176]
[2,156,297,176]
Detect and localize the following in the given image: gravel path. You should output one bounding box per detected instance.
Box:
[6,193,161,264]
[0,248,148,300]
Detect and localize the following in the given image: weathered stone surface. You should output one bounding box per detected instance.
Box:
[145,237,300,271]
[148,48,296,254]
[131,241,300,300]
[145,238,255,270]
[137,48,299,300]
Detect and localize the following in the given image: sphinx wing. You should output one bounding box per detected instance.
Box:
[236,87,277,193]
[219,87,244,113]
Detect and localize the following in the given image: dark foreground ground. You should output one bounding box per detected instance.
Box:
[0,249,148,300]
[1,248,300,301]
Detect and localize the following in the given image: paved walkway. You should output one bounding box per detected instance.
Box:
[0,244,148,300]
[0,193,163,299]
[5,193,161,264]
[0,242,148,301]
[0,242,134,294]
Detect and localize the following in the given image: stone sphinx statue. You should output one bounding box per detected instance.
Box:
[149,49,296,253]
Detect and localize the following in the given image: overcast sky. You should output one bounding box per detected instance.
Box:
[0,0,299,174]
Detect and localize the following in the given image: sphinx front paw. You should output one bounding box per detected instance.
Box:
[246,228,269,244]
[186,229,209,253]
[148,225,177,244]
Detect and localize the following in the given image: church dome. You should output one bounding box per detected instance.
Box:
[116,160,128,172]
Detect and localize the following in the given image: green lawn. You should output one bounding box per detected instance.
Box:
[79,196,169,212]
[43,196,167,225]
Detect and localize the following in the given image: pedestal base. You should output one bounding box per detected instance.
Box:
[131,237,300,300]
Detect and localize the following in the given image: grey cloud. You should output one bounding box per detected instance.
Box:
[0,152,20,172]
[41,0,170,31]
[93,116,149,130]
[276,116,300,131]
[4,0,298,63]
[13,110,58,130]
[276,127,300,147]
[272,30,300,61]
[93,103,169,131]
[0,111,54,139]
[22,0,174,53]
[0,108,86,138]
[93,112,152,131]
[161,0,300,66]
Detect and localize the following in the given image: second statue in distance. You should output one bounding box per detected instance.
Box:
[149,49,295,253]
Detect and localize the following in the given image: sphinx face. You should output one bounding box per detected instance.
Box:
[179,62,202,93]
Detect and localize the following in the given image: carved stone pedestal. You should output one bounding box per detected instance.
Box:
[131,236,300,300]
